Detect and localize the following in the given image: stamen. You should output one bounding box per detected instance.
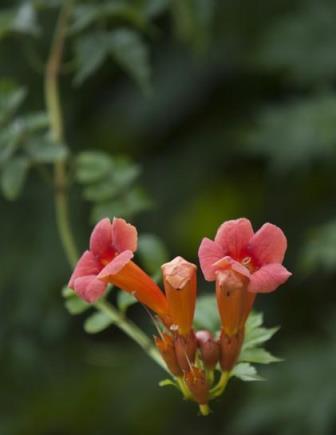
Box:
[242,256,251,266]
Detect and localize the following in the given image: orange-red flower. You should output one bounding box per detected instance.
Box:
[161,256,197,336]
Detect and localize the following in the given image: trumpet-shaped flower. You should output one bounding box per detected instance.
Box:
[69,218,168,317]
[198,218,292,293]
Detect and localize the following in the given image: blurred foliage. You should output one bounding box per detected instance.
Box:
[1,0,336,434]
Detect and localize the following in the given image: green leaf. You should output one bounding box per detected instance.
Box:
[12,2,40,36]
[26,136,67,163]
[0,83,27,124]
[231,363,264,382]
[64,297,90,315]
[84,311,114,334]
[245,311,264,331]
[117,291,137,313]
[138,234,169,275]
[243,325,279,351]
[1,156,29,200]
[239,348,282,365]
[107,29,151,94]
[74,32,108,85]
[75,151,113,183]
[62,286,74,298]
[159,379,178,389]
[193,294,220,333]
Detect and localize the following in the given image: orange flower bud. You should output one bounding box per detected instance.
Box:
[155,333,182,377]
[216,268,249,336]
[174,330,197,372]
[196,330,220,370]
[161,256,197,336]
[184,367,209,405]
[219,329,244,371]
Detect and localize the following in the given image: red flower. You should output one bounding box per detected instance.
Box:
[198,218,291,293]
[68,217,168,317]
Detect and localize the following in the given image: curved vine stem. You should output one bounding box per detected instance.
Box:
[44,1,167,373]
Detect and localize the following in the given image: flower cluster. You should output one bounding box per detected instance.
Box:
[68,217,291,413]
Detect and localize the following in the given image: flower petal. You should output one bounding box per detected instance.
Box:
[214,256,251,279]
[73,275,107,303]
[89,218,113,258]
[198,238,225,281]
[112,217,137,253]
[215,218,254,259]
[97,250,134,279]
[68,250,101,288]
[248,264,292,293]
[248,223,287,265]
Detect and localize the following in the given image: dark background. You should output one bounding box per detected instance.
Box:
[1,0,336,434]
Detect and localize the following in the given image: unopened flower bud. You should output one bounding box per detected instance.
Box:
[219,329,244,371]
[196,330,220,370]
[184,367,209,405]
[155,333,182,376]
[174,330,197,372]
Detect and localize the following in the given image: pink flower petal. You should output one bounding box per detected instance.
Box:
[89,218,113,258]
[248,223,287,266]
[73,275,107,303]
[198,238,225,281]
[248,264,292,293]
[111,217,137,253]
[214,256,251,279]
[215,218,254,259]
[68,250,101,288]
[97,250,134,279]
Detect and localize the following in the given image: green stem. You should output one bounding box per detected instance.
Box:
[210,371,230,399]
[45,1,168,375]
[95,299,168,373]
[44,0,78,267]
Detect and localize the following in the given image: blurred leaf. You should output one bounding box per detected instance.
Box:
[0,156,29,200]
[106,29,151,94]
[62,286,74,298]
[231,363,264,382]
[75,151,113,183]
[84,311,114,333]
[26,136,67,163]
[12,2,40,36]
[243,324,279,351]
[247,94,336,171]
[74,32,108,85]
[117,291,137,314]
[193,294,220,332]
[138,234,169,275]
[301,219,336,273]
[239,348,282,365]
[64,296,90,315]
[0,83,27,124]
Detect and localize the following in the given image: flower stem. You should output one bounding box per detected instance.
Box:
[45,2,168,374]
[44,0,78,267]
[210,371,230,399]
[199,404,211,416]
[95,299,168,373]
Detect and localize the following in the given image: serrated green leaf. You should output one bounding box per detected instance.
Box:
[64,297,90,315]
[76,151,113,183]
[246,311,264,331]
[193,294,220,332]
[26,136,67,163]
[239,347,282,365]
[1,156,29,200]
[117,291,137,313]
[84,311,114,333]
[243,326,280,351]
[107,29,151,94]
[138,234,169,275]
[231,363,264,382]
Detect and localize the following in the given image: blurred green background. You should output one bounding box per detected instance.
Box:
[1,0,336,434]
